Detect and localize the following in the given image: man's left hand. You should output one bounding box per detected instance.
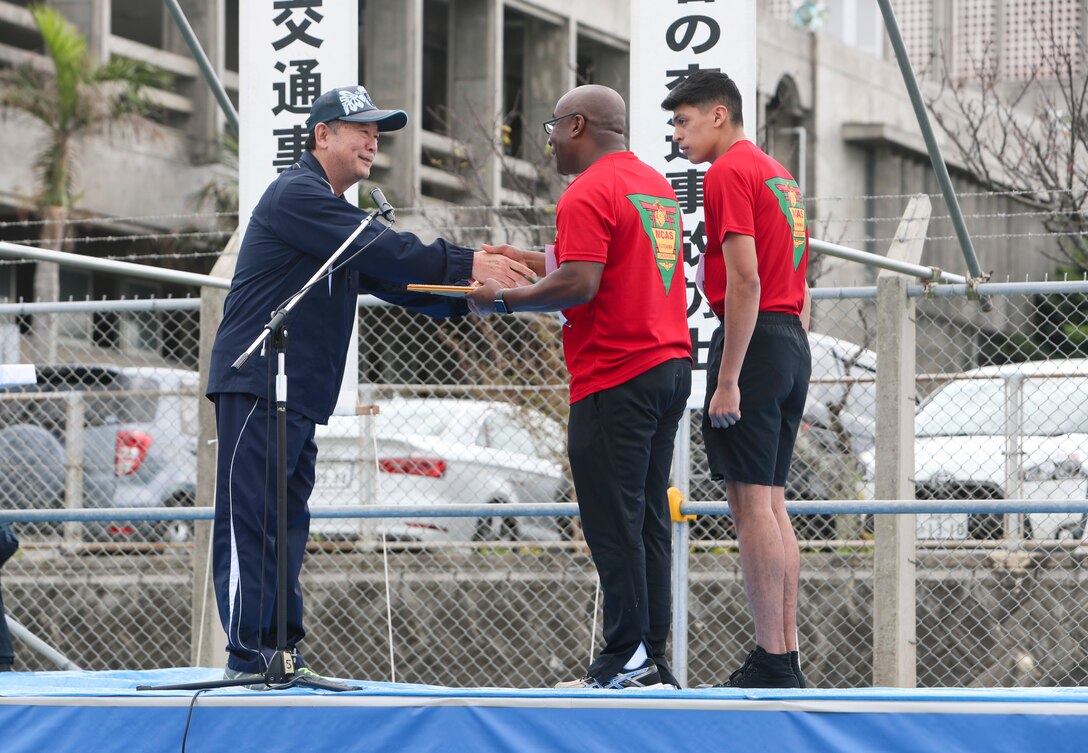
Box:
[467,278,503,316]
[472,251,534,288]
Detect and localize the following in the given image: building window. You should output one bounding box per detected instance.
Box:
[421,0,450,135]
[357,0,367,85]
[0,264,10,304]
[225,0,239,73]
[121,282,161,355]
[890,0,933,70]
[58,268,91,342]
[765,76,807,194]
[576,35,628,98]
[111,0,165,48]
[502,7,528,158]
[1001,0,1082,80]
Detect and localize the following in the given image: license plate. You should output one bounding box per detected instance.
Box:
[315,463,355,491]
[916,513,967,540]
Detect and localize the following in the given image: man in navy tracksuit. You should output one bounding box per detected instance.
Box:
[206,85,532,684]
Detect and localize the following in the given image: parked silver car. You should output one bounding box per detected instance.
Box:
[309,398,572,542]
[860,359,1088,541]
[0,365,199,542]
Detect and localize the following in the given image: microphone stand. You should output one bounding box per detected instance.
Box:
[140,191,395,694]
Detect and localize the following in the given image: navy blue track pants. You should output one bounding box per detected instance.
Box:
[212,393,317,674]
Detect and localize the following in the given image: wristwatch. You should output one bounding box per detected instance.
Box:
[494,288,511,314]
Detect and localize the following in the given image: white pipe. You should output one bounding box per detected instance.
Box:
[0,240,231,290]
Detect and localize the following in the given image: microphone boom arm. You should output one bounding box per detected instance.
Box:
[231,208,385,371]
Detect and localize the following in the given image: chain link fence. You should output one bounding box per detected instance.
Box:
[2,280,1087,688]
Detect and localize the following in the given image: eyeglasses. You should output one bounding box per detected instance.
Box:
[542,112,584,134]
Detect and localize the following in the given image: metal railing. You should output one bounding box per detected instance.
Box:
[3,497,1086,689]
[3,227,1088,690]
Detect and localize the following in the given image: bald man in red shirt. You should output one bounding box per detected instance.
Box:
[470,84,692,690]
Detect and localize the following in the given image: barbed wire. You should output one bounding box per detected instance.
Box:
[399,204,557,213]
[838,230,1088,243]
[822,208,1087,224]
[3,227,1082,255]
[806,187,1084,202]
[0,212,238,229]
[0,207,558,228]
[6,215,1082,243]
[1,192,1082,232]
[0,249,231,267]
[5,230,233,246]
[395,224,556,233]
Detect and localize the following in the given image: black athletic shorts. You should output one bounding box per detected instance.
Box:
[702,312,811,487]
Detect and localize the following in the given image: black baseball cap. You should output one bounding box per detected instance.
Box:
[305,85,408,132]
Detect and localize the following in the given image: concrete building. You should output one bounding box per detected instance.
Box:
[0,0,630,291]
[0,0,1083,370]
[758,0,1086,366]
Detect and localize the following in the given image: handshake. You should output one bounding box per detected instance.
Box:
[465,243,547,317]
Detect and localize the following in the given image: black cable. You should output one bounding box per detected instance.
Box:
[180,688,210,753]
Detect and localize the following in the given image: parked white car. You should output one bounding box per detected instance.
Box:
[861,359,1088,541]
[807,332,879,454]
[310,398,572,543]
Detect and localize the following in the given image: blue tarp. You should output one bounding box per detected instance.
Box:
[2,669,1087,753]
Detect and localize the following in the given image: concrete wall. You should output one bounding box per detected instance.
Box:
[0,112,225,232]
[6,550,1086,688]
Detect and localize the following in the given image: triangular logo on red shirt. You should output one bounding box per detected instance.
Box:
[626,194,682,294]
[765,178,808,269]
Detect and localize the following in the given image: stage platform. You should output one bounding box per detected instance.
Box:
[2,669,1088,752]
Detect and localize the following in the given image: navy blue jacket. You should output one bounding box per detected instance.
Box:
[207,152,473,423]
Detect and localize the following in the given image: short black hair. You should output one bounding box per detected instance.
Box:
[304,119,341,151]
[661,70,744,127]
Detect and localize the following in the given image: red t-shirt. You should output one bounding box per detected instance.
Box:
[555,151,692,403]
[702,140,809,319]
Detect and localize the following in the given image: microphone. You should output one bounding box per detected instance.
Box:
[370,187,395,222]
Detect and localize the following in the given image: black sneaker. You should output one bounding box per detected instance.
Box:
[716,646,800,689]
[555,659,668,690]
[790,651,807,689]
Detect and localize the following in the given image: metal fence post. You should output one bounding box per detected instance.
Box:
[671,410,692,688]
[671,520,690,687]
[1004,375,1025,550]
[63,392,85,550]
[872,196,927,688]
[191,230,240,668]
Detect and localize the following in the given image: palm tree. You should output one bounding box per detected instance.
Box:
[0,4,165,360]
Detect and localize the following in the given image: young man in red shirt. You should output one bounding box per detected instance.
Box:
[663,71,811,688]
[469,85,692,689]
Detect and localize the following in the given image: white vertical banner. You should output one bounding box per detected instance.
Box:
[239,2,361,415]
[629,0,757,408]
